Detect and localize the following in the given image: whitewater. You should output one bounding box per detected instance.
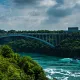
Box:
[19,53,80,80]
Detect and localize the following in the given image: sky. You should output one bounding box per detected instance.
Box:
[0,0,80,30]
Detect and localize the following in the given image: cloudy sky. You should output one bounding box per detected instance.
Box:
[0,0,80,30]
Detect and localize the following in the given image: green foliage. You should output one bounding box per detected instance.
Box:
[0,45,13,58]
[7,39,52,54]
[55,38,80,58]
[7,30,64,33]
[0,45,47,80]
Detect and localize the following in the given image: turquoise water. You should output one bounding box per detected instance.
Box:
[19,53,80,80]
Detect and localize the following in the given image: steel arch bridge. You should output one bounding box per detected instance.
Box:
[0,34,55,48]
[0,33,68,47]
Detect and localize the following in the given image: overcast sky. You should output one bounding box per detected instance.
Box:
[0,0,80,30]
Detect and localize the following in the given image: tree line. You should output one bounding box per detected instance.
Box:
[0,29,64,34]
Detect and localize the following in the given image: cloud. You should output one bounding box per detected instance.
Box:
[45,0,80,26]
[50,12,80,30]
[0,0,48,30]
[56,0,64,4]
[47,7,72,18]
[14,0,36,5]
[40,0,57,7]
[0,0,80,30]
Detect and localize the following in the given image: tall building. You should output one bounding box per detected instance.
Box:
[68,27,79,32]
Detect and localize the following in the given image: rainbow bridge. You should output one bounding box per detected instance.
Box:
[0,33,68,47]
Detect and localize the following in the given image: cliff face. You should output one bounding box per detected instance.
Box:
[0,45,48,80]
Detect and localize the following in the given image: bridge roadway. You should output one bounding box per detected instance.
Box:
[0,33,68,46]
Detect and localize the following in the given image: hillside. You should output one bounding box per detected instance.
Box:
[0,45,48,80]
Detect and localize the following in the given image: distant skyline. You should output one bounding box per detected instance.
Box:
[0,0,80,30]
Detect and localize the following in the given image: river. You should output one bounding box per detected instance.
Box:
[19,52,80,80]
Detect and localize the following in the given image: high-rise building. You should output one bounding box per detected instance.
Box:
[68,27,78,32]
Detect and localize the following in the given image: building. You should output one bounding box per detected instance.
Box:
[68,27,79,32]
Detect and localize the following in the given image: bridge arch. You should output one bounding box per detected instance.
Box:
[0,34,55,48]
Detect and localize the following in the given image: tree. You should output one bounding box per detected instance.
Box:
[0,45,13,58]
[8,30,16,33]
